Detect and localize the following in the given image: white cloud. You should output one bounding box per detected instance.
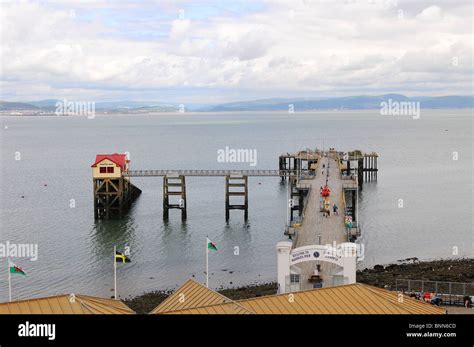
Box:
[0,0,472,102]
[416,5,442,21]
[169,19,191,40]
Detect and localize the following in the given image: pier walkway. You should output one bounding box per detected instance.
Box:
[294,152,349,289]
[125,169,297,177]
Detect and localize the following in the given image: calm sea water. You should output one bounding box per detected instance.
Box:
[0,110,472,301]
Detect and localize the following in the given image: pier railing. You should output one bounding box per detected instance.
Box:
[124,169,299,177]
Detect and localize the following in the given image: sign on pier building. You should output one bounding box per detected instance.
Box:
[277,241,357,294]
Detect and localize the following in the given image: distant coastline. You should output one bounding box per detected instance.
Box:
[1,94,473,115]
[0,107,472,117]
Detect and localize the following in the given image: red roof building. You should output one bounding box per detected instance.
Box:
[91,153,129,178]
[91,153,128,170]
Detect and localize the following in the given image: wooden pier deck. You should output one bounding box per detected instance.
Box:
[293,151,352,289]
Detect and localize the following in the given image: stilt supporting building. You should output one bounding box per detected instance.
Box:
[92,153,141,219]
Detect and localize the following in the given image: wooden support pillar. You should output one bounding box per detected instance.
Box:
[374,156,378,181]
[370,156,373,181]
[289,178,298,222]
[361,153,379,184]
[358,158,363,190]
[93,177,125,219]
[368,156,371,181]
[118,178,124,218]
[279,157,285,181]
[365,155,369,182]
[351,190,357,222]
[163,177,169,220]
[299,193,304,216]
[225,176,230,221]
[225,175,248,221]
[93,180,98,219]
[369,156,372,181]
[163,175,187,221]
[366,156,369,181]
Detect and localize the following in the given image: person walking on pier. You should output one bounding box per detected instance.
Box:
[333,203,338,215]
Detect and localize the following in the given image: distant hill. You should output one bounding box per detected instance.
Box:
[27,99,61,108]
[108,105,179,113]
[205,95,474,111]
[1,95,472,113]
[0,101,40,110]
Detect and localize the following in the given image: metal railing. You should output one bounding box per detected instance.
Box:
[396,279,474,295]
[124,169,300,177]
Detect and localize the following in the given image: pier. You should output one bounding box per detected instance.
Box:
[91,149,378,289]
[91,150,378,257]
[290,151,358,290]
[93,159,298,221]
[278,149,380,290]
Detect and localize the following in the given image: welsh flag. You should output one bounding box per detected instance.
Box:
[9,261,26,275]
[207,238,217,251]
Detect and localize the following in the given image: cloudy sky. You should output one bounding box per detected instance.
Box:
[0,0,472,103]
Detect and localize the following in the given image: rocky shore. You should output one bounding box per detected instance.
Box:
[124,258,473,314]
[357,258,473,289]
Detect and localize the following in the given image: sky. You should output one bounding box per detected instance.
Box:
[0,0,472,104]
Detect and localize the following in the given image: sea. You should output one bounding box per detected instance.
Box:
[0,109,472,300]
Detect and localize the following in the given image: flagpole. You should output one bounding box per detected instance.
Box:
[7,258,11,302]
[206,237,209,288]
[113,246,117,300]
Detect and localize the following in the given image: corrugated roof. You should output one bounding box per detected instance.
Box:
[151,279,236,314]
[0,294,135,314]
[237,283,446,314]
[161,302,254,315]
[153,281,446,315]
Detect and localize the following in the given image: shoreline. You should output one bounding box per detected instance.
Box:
[124,258,473,314]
